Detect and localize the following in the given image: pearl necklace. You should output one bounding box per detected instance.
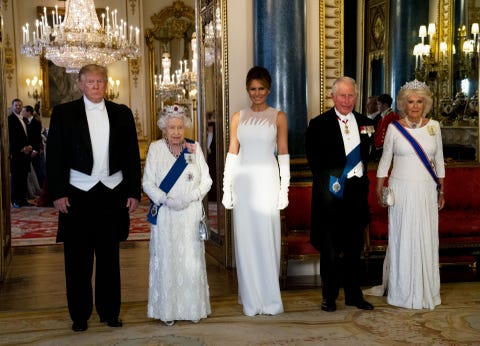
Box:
[166,140,185,158]
[405,117,422,129]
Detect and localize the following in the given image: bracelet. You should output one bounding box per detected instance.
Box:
[438,191,444,195]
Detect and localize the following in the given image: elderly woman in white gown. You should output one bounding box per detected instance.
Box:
[142,104,212,325]
[365,80,445,310]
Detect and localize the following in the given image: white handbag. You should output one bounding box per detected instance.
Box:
[198,206,210,241]
[382,187,395,206]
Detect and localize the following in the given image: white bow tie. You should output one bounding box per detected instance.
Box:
[86,103,105,111]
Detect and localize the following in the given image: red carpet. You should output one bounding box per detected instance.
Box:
[11,204,151,246]
[11,196,219,246]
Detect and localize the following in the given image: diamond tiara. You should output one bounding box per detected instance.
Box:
[400,79,430,91]
[162,105,186,116]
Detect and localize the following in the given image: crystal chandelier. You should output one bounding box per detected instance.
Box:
[154,33,198,101]
[21,0,141,73]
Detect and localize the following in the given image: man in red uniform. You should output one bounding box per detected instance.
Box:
[372,94,399,160]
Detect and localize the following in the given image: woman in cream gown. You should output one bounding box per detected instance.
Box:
[365,80,445,310]
[142,105,212,325]
[221,66,290,316]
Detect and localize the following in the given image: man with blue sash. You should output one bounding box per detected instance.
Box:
[305,77,374,312]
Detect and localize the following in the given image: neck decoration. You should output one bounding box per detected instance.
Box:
[337,116,350,134]
[166,139,185,158]
[405,117,422,129]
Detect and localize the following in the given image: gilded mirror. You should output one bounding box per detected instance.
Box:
[146,1,196,141]
[197,0,231,267]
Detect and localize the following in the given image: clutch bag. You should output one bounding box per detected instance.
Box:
[199,206,210,241]
[382,187,395,206]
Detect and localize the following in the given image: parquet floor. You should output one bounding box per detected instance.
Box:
[0,241,239,311]
[1,241,478,312]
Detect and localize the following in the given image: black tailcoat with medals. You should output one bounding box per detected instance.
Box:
[305,107,374,251]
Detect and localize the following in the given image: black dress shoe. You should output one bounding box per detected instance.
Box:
[346,300,374,310]
[321,299,337,312]
[101,318,123,327]
[72,321,88,332]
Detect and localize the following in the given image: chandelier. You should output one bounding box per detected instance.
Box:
[154,33,198,101]
[20,0,141,73]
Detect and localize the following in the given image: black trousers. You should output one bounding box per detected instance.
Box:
[63,182,126,323]
[319,176,369,303]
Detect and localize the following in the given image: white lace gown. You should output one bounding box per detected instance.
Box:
[232,107,284,316]
[371,119,445,309]
[142,139,212,322]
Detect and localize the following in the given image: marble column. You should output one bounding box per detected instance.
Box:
[253,0,307,158]
[389,0,429,105]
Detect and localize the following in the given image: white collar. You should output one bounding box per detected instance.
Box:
[84,96,106,111]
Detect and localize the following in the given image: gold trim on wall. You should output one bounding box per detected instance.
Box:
[320,0,344,112]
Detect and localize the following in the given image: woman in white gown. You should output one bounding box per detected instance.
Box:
[142,105,212,325]
[367,80,446,309]
[222,66,290,316]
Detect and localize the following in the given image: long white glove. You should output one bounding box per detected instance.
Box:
[221,153,237,209]
[165,195,189,211]
[154,190,168,206]
[277,154,290,209]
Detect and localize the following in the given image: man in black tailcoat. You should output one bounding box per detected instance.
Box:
[8,98,34,207]
[46,64,141,332]
[305,76,374,312]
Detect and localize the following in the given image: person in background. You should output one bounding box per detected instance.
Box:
[142,104,212,326]
[305,76,374,313]
[23,105,45,188]
[372,93,399,160]
[365,95,379,119]
[46,64,142,332]
[222,66,289,316]
[8,98,34,208]
[366,79,445,310]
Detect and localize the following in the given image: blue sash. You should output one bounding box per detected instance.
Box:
[147,139,194,225]
[329,144,361,199]
[392,121,440,190]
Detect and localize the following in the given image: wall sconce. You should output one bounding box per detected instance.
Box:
[26,76,43,113]
[456,22,479,89]
[413,23,448,82]
[105,76,120,100]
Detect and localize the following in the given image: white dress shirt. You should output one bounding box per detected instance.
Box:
[69,96,123,191]
[335,109,363,178]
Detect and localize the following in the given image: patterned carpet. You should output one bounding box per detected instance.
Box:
[10,204,151,246]
[0,283,479,345]
[11,199,218,246]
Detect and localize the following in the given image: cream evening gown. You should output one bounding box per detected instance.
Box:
[367,119,445,309]
[232,107,284,316]
[143,139,212,322]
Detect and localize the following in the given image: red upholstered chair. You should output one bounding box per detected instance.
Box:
[280,184,319,289]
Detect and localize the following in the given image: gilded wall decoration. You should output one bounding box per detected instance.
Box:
[320,0,344,112]
[4,35,14,87]
[129,57,141,88]
[129,0,137,15]
[370,6,385,51]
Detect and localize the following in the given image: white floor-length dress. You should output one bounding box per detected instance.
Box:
[232,107,284,316]
[143,139,212,322]
[372,119,445,309]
